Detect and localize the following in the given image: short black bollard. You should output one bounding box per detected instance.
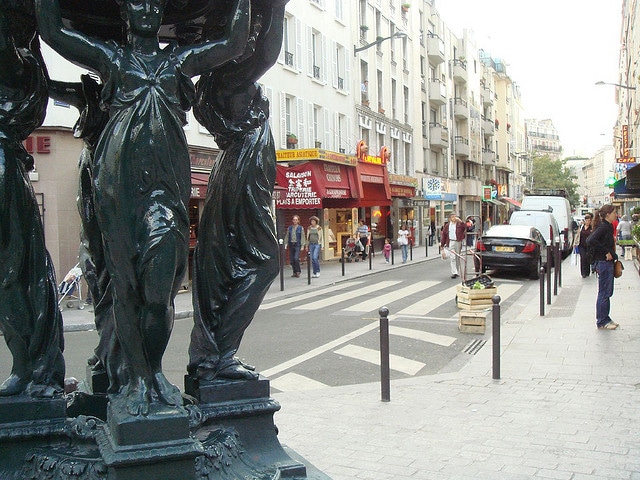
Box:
[379,306,390,402]
[547,246,552,305]
[307,250,311,285]
[557,244,562,288]
[341,248,345,276]
[539,266,545,316]
[553,246,559,296]
[410,240,413,261]
[369,244,372,270]
[425,236,429,257]
[492,295,501,380]
[279,239,285,291]
[391,243,395,265]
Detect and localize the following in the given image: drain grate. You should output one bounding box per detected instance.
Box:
[463,339,487,355]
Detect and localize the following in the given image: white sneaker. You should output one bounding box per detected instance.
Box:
[312,273,320,278]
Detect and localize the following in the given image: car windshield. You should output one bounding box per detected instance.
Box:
[484,225,533,239]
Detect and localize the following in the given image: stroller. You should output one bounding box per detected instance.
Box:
[342,237,363,262]
[58,264,85,310]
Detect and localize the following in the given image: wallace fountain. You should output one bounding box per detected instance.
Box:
[0,0,329,478]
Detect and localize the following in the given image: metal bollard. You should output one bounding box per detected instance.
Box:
[425,236,429,257]
[553,246,559,296]
[410,240,413,261]
[379,306,390,402]
[546,246,552,305]
[557,245,562,287]
[341,248,345,276]
[279,239,285,291]
[307,250,311,285]
[539,266,545,316]
[369,243,372,270]
[391,243,395,265]
[492,295,501,380]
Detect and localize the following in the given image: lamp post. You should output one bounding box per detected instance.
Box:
[354,31,407,55]
[595,80,636,90]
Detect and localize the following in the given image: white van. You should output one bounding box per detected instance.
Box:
[520,195,577,257]
[509,210,561,247]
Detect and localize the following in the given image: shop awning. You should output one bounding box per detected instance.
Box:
[354,161,391,206]
[501,197,521,208]
[614,164,640,198]
[275,162,354,209]
[190,173,210,199]
[483,198,505,206]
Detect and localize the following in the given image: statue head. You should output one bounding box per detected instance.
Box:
[116,0,168,36]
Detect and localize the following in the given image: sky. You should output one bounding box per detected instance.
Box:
[435,0,623,159]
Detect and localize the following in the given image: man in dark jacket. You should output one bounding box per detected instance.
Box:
[441,214,468,278]
[586,205,619,330]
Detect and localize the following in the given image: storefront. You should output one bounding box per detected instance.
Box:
[389,174,418,244]
[274,147,393,258]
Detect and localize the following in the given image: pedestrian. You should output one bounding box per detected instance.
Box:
[616,215,632,255]
[586,204,619,330]
[285,215,305,277]
[398,223,410,263]
[576,212,594,278]
[383,238,392,264]
[306,216,323,277]
[441,213,467,278]
[465,217,476,247]
[355,219,370,260]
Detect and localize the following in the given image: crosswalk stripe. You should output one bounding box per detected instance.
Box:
[261,321,379,378]
[270,372,328,392]
[390,325,456,347]
[334,344,425,375]
[395,285,459,317]
[291,280,402,310]
[340,281,439,313]
[259,281,365,310]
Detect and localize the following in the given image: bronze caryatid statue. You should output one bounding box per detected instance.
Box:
[35,0,250,416]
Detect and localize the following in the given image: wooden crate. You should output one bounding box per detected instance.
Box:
[456,285,498,310]
[458,311,487,334]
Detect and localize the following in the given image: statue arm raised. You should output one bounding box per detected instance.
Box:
[179,0,251,77]
[35,0,112,77]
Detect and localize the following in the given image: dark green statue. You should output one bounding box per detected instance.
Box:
[0,6,65,398]
[188,0,287,381]
[35,0,250,415]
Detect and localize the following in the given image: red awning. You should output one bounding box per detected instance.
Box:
[191,173,210,199]
[275,162,353,209]
[501,197,521,208]
[354,162,391,206]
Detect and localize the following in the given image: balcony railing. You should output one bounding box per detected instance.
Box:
[337,76,344,90]
[285,51,294,67]
[313,65,321,80]
[454,135,469,157]
[429,122,449,150]
[426,33,445,64]
[428,78,446,105]
[452,59,468,83]
[453,97,469,119]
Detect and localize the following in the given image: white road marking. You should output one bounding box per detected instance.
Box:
[291,281,401,310]
[334,344,425,375]
[395,285,459,316]
[340,281,439,313]
[390,325,456,347]
[261,321,379,378]
[259,281,364,310]
[270,372,328,392]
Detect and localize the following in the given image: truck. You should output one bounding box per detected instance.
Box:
[520,189,577,259]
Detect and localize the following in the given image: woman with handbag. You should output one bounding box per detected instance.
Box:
[576,213,594,278]
[586,205,620,330]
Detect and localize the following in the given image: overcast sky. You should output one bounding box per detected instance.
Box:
[435,0,623,159]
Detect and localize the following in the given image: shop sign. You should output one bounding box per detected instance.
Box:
[189,150,218,170]
[390,185,415,197]
[276,148,356,166]
[24,135,51,154]
[277,169,321,207]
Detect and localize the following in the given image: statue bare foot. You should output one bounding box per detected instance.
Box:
[123,377,151,416]
[153,373,182,407]
[0,374,29,396]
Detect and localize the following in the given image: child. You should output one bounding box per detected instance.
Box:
[383,238,392,264]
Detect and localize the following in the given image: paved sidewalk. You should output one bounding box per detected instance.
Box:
[271,256,640,479]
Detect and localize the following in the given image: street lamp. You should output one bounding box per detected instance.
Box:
[595,81,636,90]
[354,31,407,55]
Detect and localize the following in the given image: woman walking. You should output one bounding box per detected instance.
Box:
[576,213,594,277]
[306,216,323,277]
[586,205,619,330]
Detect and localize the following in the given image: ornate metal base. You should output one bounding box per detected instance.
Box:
[0,376,331,479]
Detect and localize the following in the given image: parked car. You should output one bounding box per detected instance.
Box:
[509,210,561,247]
[520,194,577,258]
[476,224,548,279]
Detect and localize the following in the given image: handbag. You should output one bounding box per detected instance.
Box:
[614,260,624,278]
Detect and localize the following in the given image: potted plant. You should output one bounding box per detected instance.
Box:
[286,133,297,145]
[360,25,369,32]
[401,3,410,12]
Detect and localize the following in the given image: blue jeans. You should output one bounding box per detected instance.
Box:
[308,243,321,274]
[288,243,301,274]
[595,260,614,327]
[401,244,408,262]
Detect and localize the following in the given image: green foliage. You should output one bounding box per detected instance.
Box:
[633,223,640,242]
[531,154,580,208]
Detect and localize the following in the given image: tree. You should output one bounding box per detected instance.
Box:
[530,154,580,208]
